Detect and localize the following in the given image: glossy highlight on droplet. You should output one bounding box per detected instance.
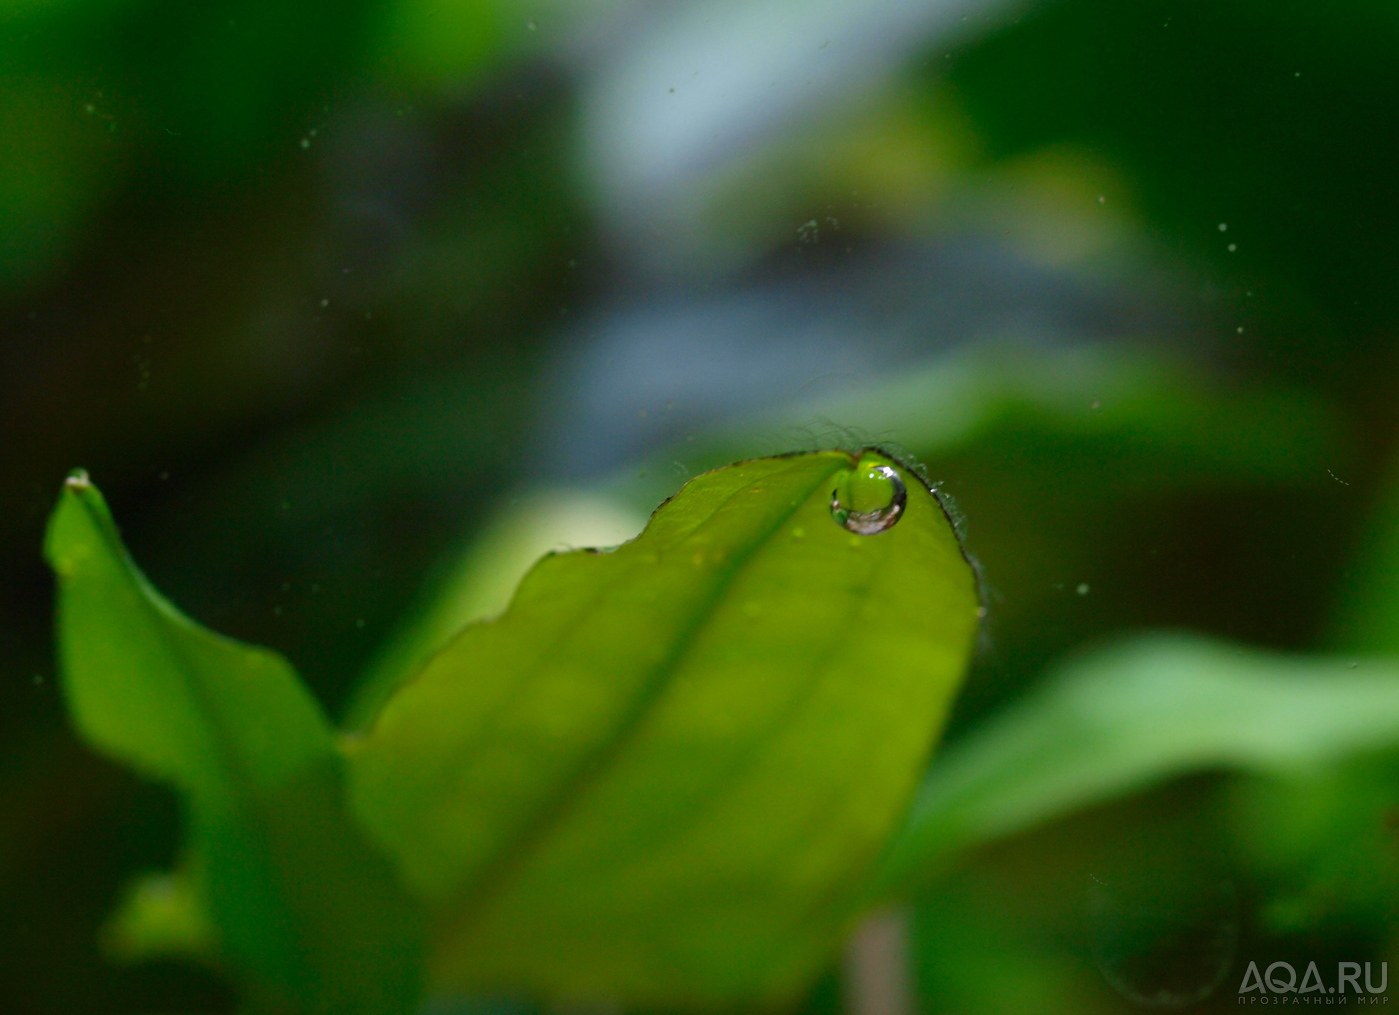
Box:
[830,458,906,535]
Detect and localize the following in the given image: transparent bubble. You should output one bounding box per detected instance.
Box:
[1087,872,1239,1008]
[830,459,906,535]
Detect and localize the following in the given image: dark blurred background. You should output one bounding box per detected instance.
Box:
[5,0,1399,1011]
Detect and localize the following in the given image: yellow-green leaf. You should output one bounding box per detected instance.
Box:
[346,450,980,1006]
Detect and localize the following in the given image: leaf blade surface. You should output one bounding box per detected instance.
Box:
[347,450,980,1005]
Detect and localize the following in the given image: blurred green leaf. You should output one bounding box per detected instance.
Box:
[1229,754,1399,936]
[101,868,217,966]
[910,869,1115,1012]
[875,634,1399,895]
[45,473,424,1015]
[1241,443,1399,932]
[345,489,647,730]
[347,450,980,1006]
[1330,454,1399,653]
[0,73,121,291]
[907,775,1239,1013]
[375,0,501,89]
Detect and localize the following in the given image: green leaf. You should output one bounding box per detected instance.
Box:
[346,450,980,1006]
[101,868,217,966]
[45,474,333,806]
[375,0,501,91]
[45,472,424,1015]
[1329,453,1399,652]
[1229,755,1399,935]
[874,634,1399,896]
[606,344,1350,514]
[343,343,1346,741]
[344,489,647,731]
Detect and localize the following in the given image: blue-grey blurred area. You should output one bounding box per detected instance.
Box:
[4,0,1399,1010]
[574,0,1031,271]
[537,238,1184,478]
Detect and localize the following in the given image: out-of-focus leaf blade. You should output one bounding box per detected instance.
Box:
[344,490,646,731]
[874,634,1399,895]
[1330,455,1399,653]
[45,473,424,1015]
[347,451,980,1006]
[376,0,501,90]
[1228,755,1399,936]
[101,868,217,966]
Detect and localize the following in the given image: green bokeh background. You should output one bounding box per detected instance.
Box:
[5,0,1399,1010]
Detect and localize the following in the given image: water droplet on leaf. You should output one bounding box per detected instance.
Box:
[830,459,906,535]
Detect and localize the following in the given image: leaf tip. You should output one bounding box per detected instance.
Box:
[45,468,119,579]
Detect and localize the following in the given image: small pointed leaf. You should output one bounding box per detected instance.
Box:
[45,473,423,1015]
[45,473,333,806]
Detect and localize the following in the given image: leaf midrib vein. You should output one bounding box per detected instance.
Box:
[434,455,849,944]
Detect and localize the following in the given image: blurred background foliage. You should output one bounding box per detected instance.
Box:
[5,0,1399,1011]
